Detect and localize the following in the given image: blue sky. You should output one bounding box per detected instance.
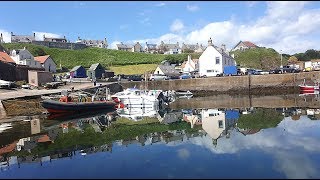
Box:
[1,1,320,54]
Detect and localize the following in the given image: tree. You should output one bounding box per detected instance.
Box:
[288,56,298,64]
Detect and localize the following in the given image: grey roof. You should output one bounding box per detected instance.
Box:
[88,63,102,71]
[81,39,105,45]
[116,43,133,49]
[44,37,67,42]
[161,112,183,124]
[181,43,199,50]
[145,44,157,49]
[160,43,180,50]
[70,65,83,72]
[158,65,180,75]
[214,46,233,58]
[11,35,35,43]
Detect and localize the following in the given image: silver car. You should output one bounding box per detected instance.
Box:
[149,74,168,81]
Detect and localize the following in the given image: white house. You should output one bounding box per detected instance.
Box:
[201,108,226,145]
[181,55,199,73]
[10,48,42,68]
[34,55,57,73]
[198,38,236,77]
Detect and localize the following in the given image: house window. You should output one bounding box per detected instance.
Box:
[218,120,223,128]
[216,57,220,64]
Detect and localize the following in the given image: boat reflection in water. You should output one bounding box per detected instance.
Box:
[0,94,320,178]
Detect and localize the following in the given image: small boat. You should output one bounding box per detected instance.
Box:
[174,90,193,99]
[41,99,117,114]
[299,79,320,93]
[111,88,168,108]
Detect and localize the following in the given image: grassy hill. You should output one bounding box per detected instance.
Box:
[3,43,289,74]
[232,47,289,70]
[2,43,201,72]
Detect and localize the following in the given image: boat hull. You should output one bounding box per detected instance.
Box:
[299,85,319,93]
[41,99,117,114]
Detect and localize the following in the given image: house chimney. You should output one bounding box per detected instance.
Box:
[11,32,13,36]
[208,37,213,46]
[33,33,35,38]
[78,36,80,40]
[63,36,66,39]
[221,44,226,52]
[188,54,191,62]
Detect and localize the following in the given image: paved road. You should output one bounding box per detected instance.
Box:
[0,82,116,100]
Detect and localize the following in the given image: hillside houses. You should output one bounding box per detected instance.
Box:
[144,42,157,53]
[231,40,259,51]
[11,32,36,43]
[116,42,143,52]
[43,34,67,43]
[76,37,108,48]
[158,41,181,54]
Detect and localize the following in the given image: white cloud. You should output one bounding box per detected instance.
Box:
[245,1,258,7]
[140,17,150,25]
[110,41,121,49]
[32,31,62,41]
[111,1,320,54]
[177,148,190,160]
[120,24,129,30]
[170,19,185,33]
[155,2,166,7]
[187,4,199,12]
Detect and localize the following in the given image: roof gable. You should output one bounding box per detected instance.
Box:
[158,65,180,75]
[243,41,258,48]
[70,65,83,72]
[34,55,50,64]
[0,52,15,63]
[89,63,104,71]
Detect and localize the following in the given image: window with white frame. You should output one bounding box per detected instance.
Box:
[216,57,220,64]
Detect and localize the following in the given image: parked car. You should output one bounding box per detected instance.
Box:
[180,73,192,79]
[254,69,269,75]
[271,66,301,74]
[149,74,168,81]
[167,75,180,80]
[128,75,144,81]
[246,69,256,75]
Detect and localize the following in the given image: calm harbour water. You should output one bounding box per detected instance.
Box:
[0,94,320,179]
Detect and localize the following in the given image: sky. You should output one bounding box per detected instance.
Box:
[1,1,320,54]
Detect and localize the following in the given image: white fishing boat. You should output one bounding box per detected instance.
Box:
[111,88,168,108]
[174,90,193,99]
[116,104,160,121]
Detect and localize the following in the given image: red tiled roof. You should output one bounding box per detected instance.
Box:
[243,41,258,48]
[0,141,18,155]
[0,52,15,63]
[34,55,50,64]
[37,135,52,143]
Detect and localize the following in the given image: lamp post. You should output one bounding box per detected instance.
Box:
[280,50,283,68]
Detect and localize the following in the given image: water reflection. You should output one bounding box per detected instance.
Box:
[0,95,320,178]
